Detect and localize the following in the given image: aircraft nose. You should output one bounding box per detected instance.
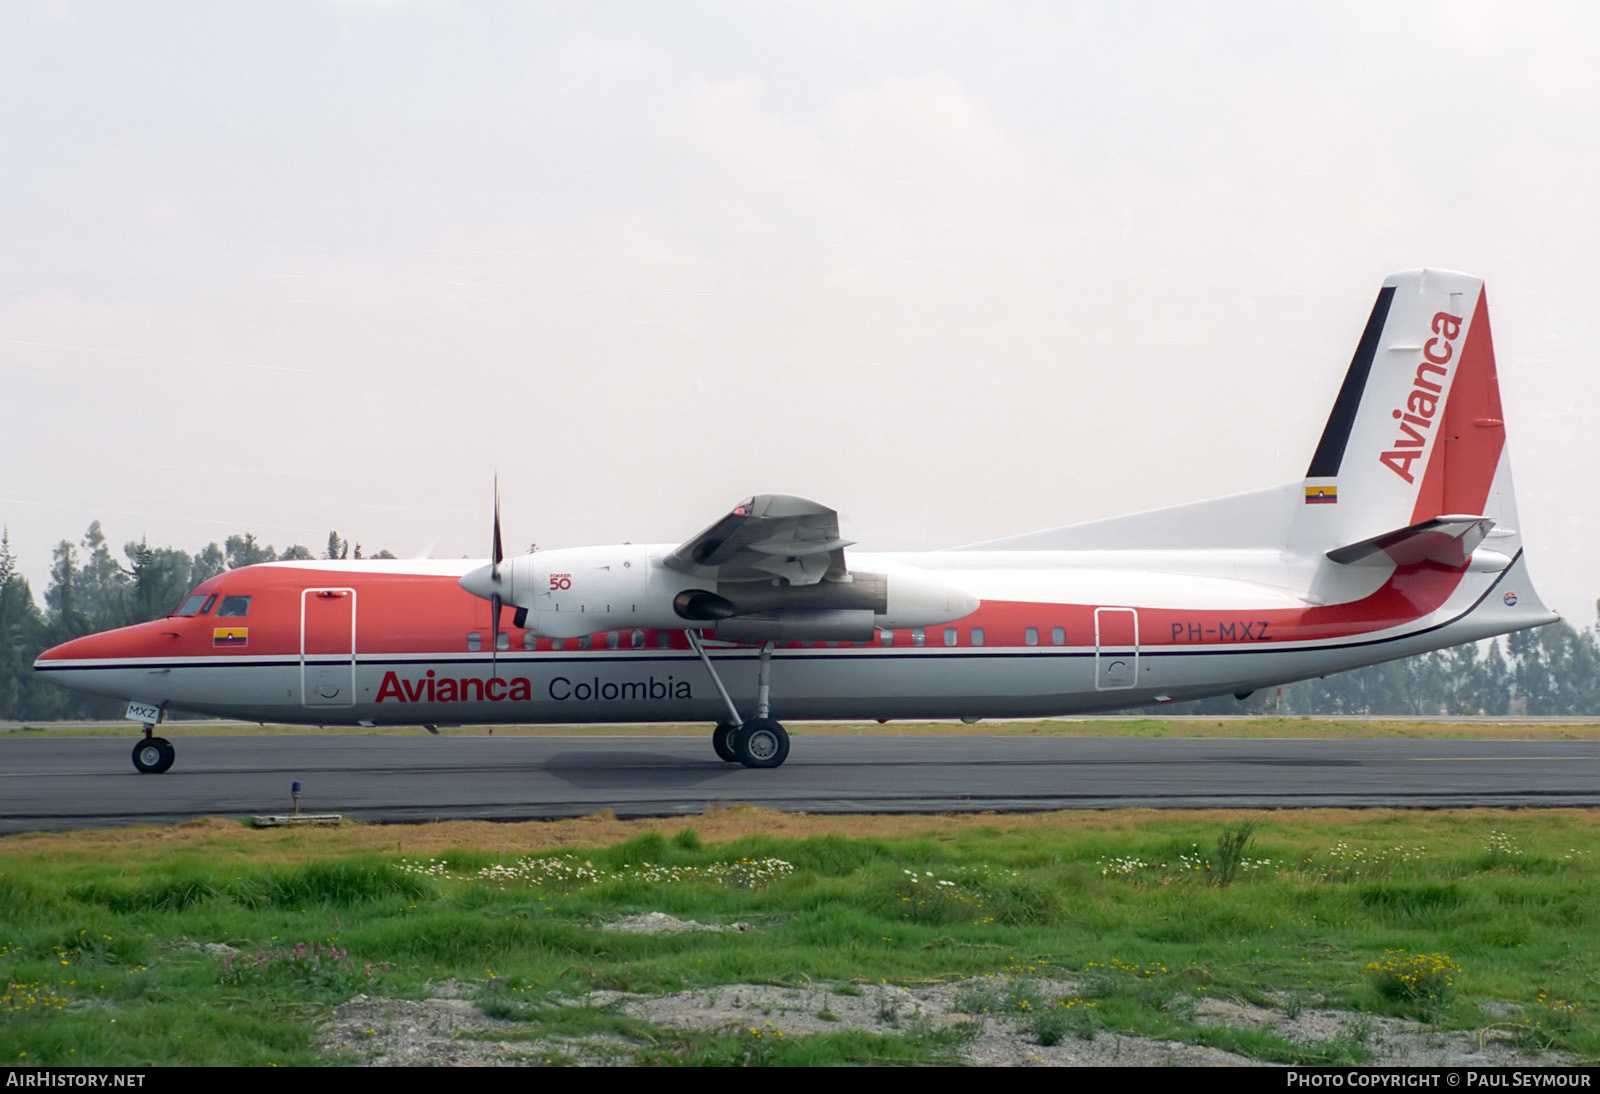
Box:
[34,622,179,672]
[36,631,118,665]
[35,634,81,666]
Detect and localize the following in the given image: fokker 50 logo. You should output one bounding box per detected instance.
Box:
[1378,310,1462,484]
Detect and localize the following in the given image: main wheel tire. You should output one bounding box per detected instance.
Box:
[132,736,175,774]
[712,722,741,763]
[735,718,789,769]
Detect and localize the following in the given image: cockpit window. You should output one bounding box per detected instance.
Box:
[174,594,207,617]
[216,596,252,617]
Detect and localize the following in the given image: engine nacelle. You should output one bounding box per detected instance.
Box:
[696,561,978,641]
[872,562,981,631]
[487,545,712,638]
[461,548,978,642]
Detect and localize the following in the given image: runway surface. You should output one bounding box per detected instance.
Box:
[2,734,1596,832]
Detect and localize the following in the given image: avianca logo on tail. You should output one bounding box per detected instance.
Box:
[1379,311,1463,484]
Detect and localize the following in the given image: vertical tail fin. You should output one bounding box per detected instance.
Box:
[1295,269,1520,556]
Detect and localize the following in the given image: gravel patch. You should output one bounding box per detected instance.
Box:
[600,912,749,934]
[319,974,1575,1067]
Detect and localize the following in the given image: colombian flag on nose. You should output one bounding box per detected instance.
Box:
[213,627,248,647]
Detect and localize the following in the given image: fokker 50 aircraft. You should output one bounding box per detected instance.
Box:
[38,269,1556,773]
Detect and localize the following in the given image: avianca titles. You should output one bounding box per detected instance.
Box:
[36,269,1557,772]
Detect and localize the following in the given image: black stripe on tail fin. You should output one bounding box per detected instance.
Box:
[1306,286,1396,478]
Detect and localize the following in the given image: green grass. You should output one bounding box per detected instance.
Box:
[1,810,1597,1065]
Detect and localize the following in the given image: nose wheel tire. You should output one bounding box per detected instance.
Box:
[712,721,741,763]
[735,718,789,769]
[132,736,175,774]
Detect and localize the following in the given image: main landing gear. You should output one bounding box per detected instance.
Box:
[688,634,790,769]
[132,726,175,774]
[712,721,741,763]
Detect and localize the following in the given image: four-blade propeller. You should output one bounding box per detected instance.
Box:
[490,477,504,668]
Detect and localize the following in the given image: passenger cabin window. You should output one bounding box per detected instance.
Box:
[577,635,592,650]
[943,627,957,647]
[467,632,481,651]
[1025,627,1039,646]
[496,631,509,652]
[551,638,565,651]
[523,632,537,651]
[631,629,645,649]
[879,629,893,647]
[606,631,620,650]
[216,596,251,617]
[656,631,672,649]
[912,627,925,647]
[1052,626,1066,646]
[972,627,985,646]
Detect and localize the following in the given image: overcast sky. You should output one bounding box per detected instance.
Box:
[3,1,1597,621]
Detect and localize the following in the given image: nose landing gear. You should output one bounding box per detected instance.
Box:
[132,727,175,774]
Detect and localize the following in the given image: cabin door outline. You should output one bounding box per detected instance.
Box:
[300,588,357,707]
[1094,607,1140,691]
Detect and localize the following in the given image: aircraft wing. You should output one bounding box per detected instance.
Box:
[663,494,853,586]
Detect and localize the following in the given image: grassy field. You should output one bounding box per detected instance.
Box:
[2,808,1596,1065]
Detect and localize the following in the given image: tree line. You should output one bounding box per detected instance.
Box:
[0,523,393,720]
[1160,622,1600,718]
[2,522,1597,721]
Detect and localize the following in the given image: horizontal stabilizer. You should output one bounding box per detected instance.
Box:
[1324,515,1494,568]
